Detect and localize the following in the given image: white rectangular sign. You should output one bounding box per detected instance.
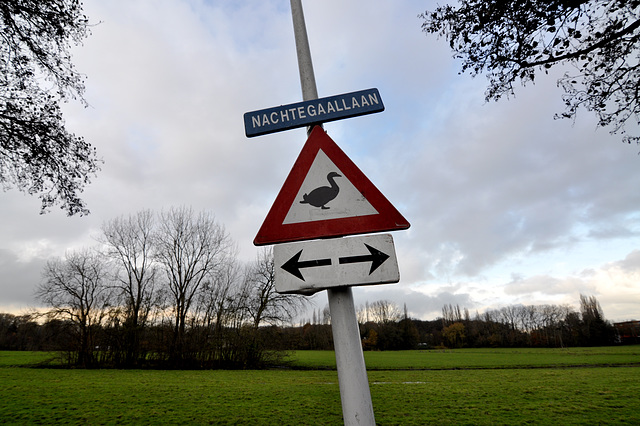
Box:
[274,234,399,294]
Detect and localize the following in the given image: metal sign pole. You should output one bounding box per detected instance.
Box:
[290,0,318,102]
[290,0,323,135]
[289,1,375,424]
[327,286,376,425]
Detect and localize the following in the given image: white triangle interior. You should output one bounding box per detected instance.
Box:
[282,149,378,225]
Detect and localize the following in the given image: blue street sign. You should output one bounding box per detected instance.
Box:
[244,88,384,137]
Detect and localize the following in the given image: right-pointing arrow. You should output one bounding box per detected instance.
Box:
[281,249,332,281]
[338,243,390,275]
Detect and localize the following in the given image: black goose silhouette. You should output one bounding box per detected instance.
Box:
[300,172,341,209]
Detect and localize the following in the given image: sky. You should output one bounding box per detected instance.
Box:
[1,0,639,323]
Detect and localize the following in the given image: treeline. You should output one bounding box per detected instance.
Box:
[434,295,619,349]
[261,295,619,351]
[0,208,624,367]
[0,294,625,360]
[6,207,307,369]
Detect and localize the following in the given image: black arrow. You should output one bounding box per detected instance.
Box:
[281,249,332,281]
[338,244,390,275]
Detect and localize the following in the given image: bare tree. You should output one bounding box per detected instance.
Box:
[196,256,242,330]
[368,300,402,324]
[36,248,109,366]
[579,294,615,345]
[100,209,157,366]
[580,294,605,322]
[241,247,307,329]
[153,206,233,363]
[230,247,308,366]
[191,254,246,366]
[356,304,367,325]
[442,303,464,326]
[322,304,331,325]
[499,306,519,332]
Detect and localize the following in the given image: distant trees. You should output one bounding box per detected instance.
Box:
[0,313,43,351]
[421,0,640,144]
[284,295,618,351]
[34,207,307,369]
[0,0,100,214]
[15,290,627,359]
[430,295,617,349]
[442,303,470,325]
[442,322,466,348]
[26,233,623,362]
[366,300,403,324]
[355,300,418,350]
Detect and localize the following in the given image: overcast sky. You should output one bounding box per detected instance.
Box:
[1,0,639,322]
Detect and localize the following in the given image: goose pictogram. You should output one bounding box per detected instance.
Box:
[300,172,341,209]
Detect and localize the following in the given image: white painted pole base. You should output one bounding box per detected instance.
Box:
[328,287,376,425]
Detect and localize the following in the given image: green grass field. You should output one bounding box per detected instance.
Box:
[1,347,639,425]
[287,346,640,370]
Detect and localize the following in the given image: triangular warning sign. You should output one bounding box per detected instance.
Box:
[254,126,410,246]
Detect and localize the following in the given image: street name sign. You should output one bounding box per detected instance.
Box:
[244,88,384,137]
[274,233,399,294]
[253,126,410,246]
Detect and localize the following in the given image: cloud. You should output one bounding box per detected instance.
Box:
[502,250,640,321]
[0,250,46,311]
[352,285,476,321]
[393,68,640,279]
[504,274,594,297]
[1,0,638,324]
[613,250,640,272]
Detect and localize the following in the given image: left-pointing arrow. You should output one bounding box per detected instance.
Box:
[281,250,332,281]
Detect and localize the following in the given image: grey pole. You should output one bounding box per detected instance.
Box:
[289,1,375,424]
[290,0,318,101]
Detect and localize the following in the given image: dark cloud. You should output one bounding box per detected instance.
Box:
[0,250,45,311]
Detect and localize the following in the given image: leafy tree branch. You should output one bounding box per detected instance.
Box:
[421,0,640,143]
[0,0,100,215]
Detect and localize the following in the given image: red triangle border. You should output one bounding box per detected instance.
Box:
[254,126,410,246]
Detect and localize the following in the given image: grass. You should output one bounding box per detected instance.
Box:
[369,367,640,424]
[287,346,640,370]
[0,368,345,425]
[0,351,59,367]
[1,347,639,424]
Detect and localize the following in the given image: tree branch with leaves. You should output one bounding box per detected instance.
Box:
[0,0,100,215]
[421,0,640,143]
